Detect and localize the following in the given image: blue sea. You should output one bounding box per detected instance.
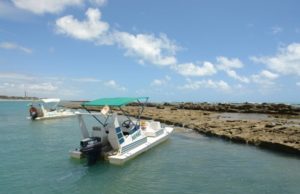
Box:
[0,101,300,194]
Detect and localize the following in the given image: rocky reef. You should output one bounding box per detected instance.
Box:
[125,106,300,156]
[130,102,300,115]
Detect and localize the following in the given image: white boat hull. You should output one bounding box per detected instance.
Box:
[28,112,75,120]
[108,127,173,165]
[36,112,75,120]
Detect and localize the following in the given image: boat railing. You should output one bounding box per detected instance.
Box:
[75,112,110,116]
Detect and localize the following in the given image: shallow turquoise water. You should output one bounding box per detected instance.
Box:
[0,101,300,194]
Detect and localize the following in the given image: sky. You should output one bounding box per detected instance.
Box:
[0,0,300,102]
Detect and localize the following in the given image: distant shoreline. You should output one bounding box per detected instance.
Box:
[0,95,39,101]
[0,99,35,102]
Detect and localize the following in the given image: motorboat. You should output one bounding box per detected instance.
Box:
[70,97,173,165]
[28,98,75,120]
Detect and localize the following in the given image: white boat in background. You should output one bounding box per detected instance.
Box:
[28,98,75,120]
[70,97,173,165]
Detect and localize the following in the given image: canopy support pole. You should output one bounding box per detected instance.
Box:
[136,97,148,126]
[82,105,106,127]
[119,107,134,125]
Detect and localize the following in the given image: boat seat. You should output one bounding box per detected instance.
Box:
[149,121,161,130]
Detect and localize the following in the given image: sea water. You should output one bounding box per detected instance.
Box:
[0,101,300,194]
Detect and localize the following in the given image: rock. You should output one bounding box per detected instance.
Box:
[226,120,236,122]
[152,102,300,115]
[265,123,275,128]
[277,127,287,130]
[258,141,300,155]
[186,124,196,129]
[230,136,247,144]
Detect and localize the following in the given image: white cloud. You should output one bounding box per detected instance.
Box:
[114,32,178,66]
[0,72,135,98]
[0,81,58,97]
[55,7,179,68]
[226,70,250,83]
[0,72,34,80]
[165,75,171,81]
[216,56,244,70]
[54,8,195,81]
[0,72,130,98]
[271,26,283,35]
[0,73,69,98]
[0,42,32,53]
[12,0,83,14]
[259,70,279,80]
[72,77,101,82]
[0,82,15,89]
[235,84,243,89]
[104,80,126,91]
[0,73,59,96]
[173,62,216,76]
[55,8,178,66]
[180,79,230,91]
[151,79,164,86]
[251,70,278,86]
[251,43,300,76]
[27,82,58,92]
[150,75,171,86]
[90,0,107,6]
[0,82,17,93]
[215,56,250,83]
[56,8,109,41]
[54,8,255,83]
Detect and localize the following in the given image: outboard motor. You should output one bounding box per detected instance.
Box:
[29,106,38,120]
[80,137,102,165]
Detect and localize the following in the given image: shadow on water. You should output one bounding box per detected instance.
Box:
[255,144,300,159]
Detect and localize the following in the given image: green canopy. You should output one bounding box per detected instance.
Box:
[82,97,149,107]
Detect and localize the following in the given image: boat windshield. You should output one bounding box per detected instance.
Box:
[30,99,61,111]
